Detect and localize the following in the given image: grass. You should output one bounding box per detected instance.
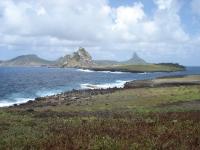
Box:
[0,110,200,149]
[91,64,185,73]
[46,85,200,113]
[0,84,200,149]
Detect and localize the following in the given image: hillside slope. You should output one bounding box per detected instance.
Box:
[0,55,54,67]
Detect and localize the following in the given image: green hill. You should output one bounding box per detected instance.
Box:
[1,55,55,67]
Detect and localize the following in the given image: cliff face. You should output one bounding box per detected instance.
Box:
[59,48,94,68]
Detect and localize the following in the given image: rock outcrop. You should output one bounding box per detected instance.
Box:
[59,48,94,68]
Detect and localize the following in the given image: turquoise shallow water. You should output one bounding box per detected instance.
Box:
[0,67,200,107]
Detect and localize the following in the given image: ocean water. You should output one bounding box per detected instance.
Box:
[0,67,200,107]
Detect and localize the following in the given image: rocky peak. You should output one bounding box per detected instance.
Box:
[123,52,147,65]
[61,48,94,68]
[72,48,92,61]
[78,48,91,58]
[132,52,139,59]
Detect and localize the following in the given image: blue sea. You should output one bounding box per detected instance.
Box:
[0,67,200,107]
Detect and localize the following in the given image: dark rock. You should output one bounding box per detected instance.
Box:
[124,80,153,88]
[26,109,34,112]
[35,97,43,101]
[27,100,34,103]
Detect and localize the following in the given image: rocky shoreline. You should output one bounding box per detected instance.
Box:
[10,75,200,109]
[13,88,123,109]
[2,75,200,149]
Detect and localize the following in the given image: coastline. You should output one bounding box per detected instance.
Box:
[88,67,181,73]
[0,79,129,108]
[1,75,200,149]
[85,63,186,73]
[9,75,200,109]
[0,65,198,108]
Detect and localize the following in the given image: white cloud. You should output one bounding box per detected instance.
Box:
[111,2,147,42]
[154,0,173,10]
[0,0,199,65]
[115,3,145,26]
[37,7,46,16]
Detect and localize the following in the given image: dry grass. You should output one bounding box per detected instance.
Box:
[0,110,200,149]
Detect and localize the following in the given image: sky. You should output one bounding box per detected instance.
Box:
[0,0,200,66]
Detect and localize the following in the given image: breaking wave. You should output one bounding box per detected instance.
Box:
[77,69,124,74]
[80,80,130,89]
[77,69,95,73]
[0,98,34,107]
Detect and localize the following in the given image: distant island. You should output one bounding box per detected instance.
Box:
[0,47,185,72]
[0,54,55,67]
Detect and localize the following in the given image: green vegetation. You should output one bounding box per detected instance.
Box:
[36,85,199,113]
[0,76,200,149]
[91,64,185,73]
[1,54,55,67]
[0,109,200,149]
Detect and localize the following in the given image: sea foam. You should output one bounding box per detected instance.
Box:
[0,98,34,107]
[80,80,130,89]
[77,69,95,73]
[77,69,124,74]
[36,89,62,97]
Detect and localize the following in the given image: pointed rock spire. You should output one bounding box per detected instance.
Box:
[123,52,147,65]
